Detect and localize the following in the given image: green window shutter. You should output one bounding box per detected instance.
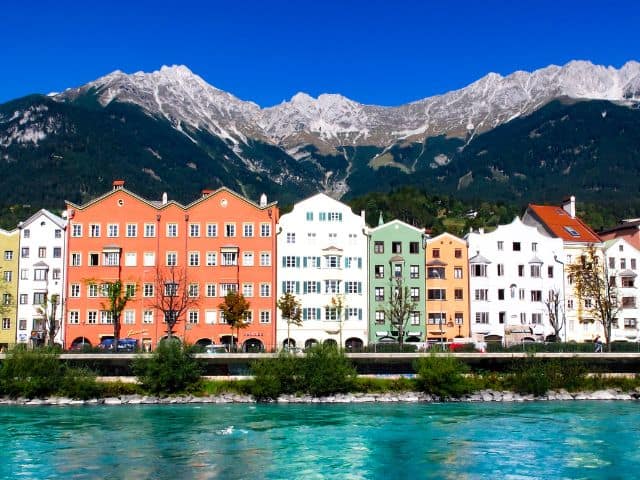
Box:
[303,257,308,268]
[295,282,300,294]
[358,309,362,320]
[358,257,362,269]
[357,282,362,294]
[281,281,286,293]
[303,308,308,320]
[296,257,300,268]
[282,256,286,267]
[303,282,308,294]
[316,281,321,292]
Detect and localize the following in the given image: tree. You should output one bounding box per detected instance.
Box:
[327,294,346,349]
[568,245,619,352]
[544,289,564,342]
[380,277,417,349]
[151,266,198,341]
[218,290,250,352]
[101,280,133,352]
[36,294,61,347]
[277,292,302,351]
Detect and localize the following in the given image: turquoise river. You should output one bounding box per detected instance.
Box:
[0,401,638,479]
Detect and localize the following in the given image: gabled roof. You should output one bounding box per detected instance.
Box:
[526,204,601,243]
[19,208,66,229]
[426,231,466,245]
[599,219,640,236]
[368,218,426,235]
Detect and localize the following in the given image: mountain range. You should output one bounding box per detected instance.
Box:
[1,60,640,213]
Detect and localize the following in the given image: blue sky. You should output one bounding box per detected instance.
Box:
[3,0,639,106]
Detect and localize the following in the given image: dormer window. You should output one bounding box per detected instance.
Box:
[563,226,580,237]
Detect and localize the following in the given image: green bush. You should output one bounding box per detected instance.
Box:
[506,358,587,395]
[352,376,417,393]
[59,368,102,400]
[250,352,300,400]
[133,341,202,395]
[414,354,472,399]
[99,381,143,397]
[301,344,357,397]
[0,347,66,398]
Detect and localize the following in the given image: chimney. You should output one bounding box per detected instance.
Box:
[112,180,125,190]
[562,195,576,218]
[201,189,213,198]
[259,193,267,207]
[162,192,168,205]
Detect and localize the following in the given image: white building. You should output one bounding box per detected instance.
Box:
[523,196,604,342]
[16,210,66,346]
[466,217,565,344]
[604,238,640,342]
[276,193,368,350]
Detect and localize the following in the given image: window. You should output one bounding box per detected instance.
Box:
[260,252,271,266]
[53,247,61,258]
[531,242,537,252]
[286,232,296,244]
[393,264,402,278]
[33,292,46,305]
[87,311,97,324]
[531,290,542,302]
[306,211,313,221]
[624,318,637,329]
[20,269,28,280]
[143,283,155,297]
[189,224,200,237]
[621,258,627,269]
[518,265,525,277]
[325,308,338,321]
[453,267,463,279]
[126,224,137,237]
[428,313,446,325]
[563,226,580,237]
[224,223,235,237]
[374,287,384,301]
[530,265,541,278]
[142,252,155,267]
[107,224,119,237]
[427,289,446,300]
[23,229,30,238]
[3,271,12,282]
[622,297,636,308]
[164,223,179,238]
[21,247,29,258]
[532,313,542,324]
[327,212,342,222]
[68,311,80,324]
[205,252,217,266]
[72,224,82,237]
[260,311,271,324]
[375,311,386,324]
[475,312,489,324]
[498,289,505,300]
[70,284,80,297]
[474,289,488,301]
[282,281,298,294]
[345,281,361,294]
[259,283,271,297]
[86,284,97,298]
[186,310,199,324]
[410,242,420,254]
[221,251,238,266]
[71,253,81,266]
[470,264,487,277]
[243,252,254,266]
[100,311,113,324]
[164,282,178,297]
[3,250,12,260]
[188,283,199,297]
[585,298,594,308]
[143,311,154,324]
[427,267,445,279]
[410,287,420,302]
[454,289,463,300]
[622,276,635,288]
[303,281,319,294]
[497,264,504,276]
[124,311,135,325]
[243,223,254,237]
[125,252,137,267]
[567,299,574,309]
[324,280,340,294]
[103,251,120,266]
[432,248,440,258]
[89,224,100,237]
[166,252,177,266]
[88,253,99,266]
[374,241,384,254]
[497,241,504,251]
[189,251,200,267]
[520,313,527,324]
[374,265,385,279]
[325,256,340,269]
[512,242,521,251]
[410,265,419,279]
[455,312,464,325]
[243,283,254,298]
[547,266,554,278]
[1,318,10,330]
[19,294,27,305]
[144,223,156,237]
[52,269,60,280]
[206,284,217,297]
[519,289,525,300]
[392,242,402,254]
[206,223,218,237]
[609,257,615,269]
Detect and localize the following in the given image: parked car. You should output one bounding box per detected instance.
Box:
[98,338,139,352]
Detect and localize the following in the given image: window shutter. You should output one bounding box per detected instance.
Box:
[316,257,321,268]
[296,257,300,268]
[358,257,362,269]
[303,282,308,294]
[357,282,362,294]
[344,257,348,268]
[316,308,321,319]
[303,308,307,320]
[281,281,286,293]
[316,281,321,292]
[295,282,300,294]
[303,257,308,268]
[282,256,286,267]
[358,309,362,320]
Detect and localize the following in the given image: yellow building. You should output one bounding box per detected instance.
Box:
[0,228,19,349]
[425,233,471,343]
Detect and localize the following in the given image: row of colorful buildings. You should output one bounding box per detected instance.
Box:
[0,181,638,351]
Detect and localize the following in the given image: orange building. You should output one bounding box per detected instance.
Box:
[424,233,471,342]
[64,181,279,351]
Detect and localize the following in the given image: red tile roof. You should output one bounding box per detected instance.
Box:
[527,204,601,243]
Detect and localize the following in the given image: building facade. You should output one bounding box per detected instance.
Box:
[604,238,640,342]
[16,210,67,346]
[64,181,279,351]
[523,196,604,342]
[276,193,368,350]
[368,219,426,344]
[466,217,565,345]
[0,228,19,349]
[424,233,471,343]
